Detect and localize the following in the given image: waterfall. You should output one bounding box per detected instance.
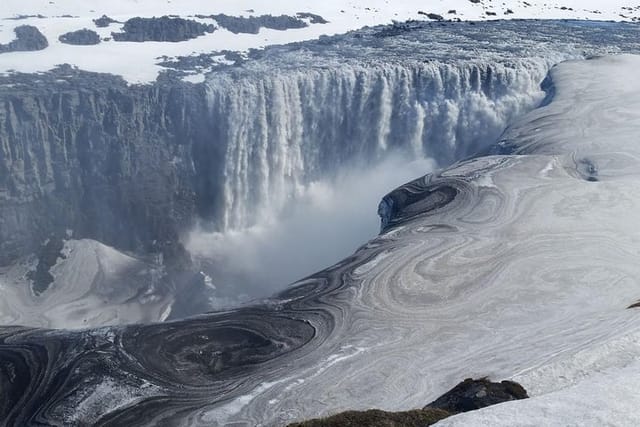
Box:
[205,58,551,231]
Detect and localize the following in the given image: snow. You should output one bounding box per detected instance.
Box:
[1,1,639,423]
[0,239,172,329]
[0,0,639,83]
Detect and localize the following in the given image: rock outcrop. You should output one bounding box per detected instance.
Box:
[112,16,215,42]
[93,15,118,28]
[0,25,48,53]
[59,29,101,45]
[288,378,528,426]
[425,378,529,413]
[0,67,222,265]
[208,14,308,34]
[296,12,329,24]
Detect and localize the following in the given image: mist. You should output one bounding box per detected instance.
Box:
[185,154,437,306]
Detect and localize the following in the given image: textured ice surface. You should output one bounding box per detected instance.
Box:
[0,239,170,328]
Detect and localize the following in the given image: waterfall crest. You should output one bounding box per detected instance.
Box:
[205,58,551,230]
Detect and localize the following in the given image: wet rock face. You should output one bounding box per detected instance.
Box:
[112,16,215,42]
[425,378,529,413]
[0,25,48,53]
[59,29,101,45]
[0,68,223,266]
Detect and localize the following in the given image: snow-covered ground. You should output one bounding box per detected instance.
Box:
[429,53,640,427]
[1,0,639,83]
[0,239,171,328]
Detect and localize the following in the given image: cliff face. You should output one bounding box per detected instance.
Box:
[4,20,629,266]
[0,69,222,264]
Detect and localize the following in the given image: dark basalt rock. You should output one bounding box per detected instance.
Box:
[296,12,329,24]
[0,25,48,54]
[26,234,67,295]
[424,378,529,413]
[288,378,528,426]
[112,16,215,42]
[6,14,47,20]
[59,28,101,45]
[372,20,425,38]
[288,408,451,427]
[0,66,220,266]
[576,158,599,182]
[208,14,308,34]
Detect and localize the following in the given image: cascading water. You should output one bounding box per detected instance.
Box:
[205,59,552,232]
[187,58,556,300]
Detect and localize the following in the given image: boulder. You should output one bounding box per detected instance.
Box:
[425,378,528,413]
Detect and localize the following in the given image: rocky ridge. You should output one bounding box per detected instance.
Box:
[0,67,219,265]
